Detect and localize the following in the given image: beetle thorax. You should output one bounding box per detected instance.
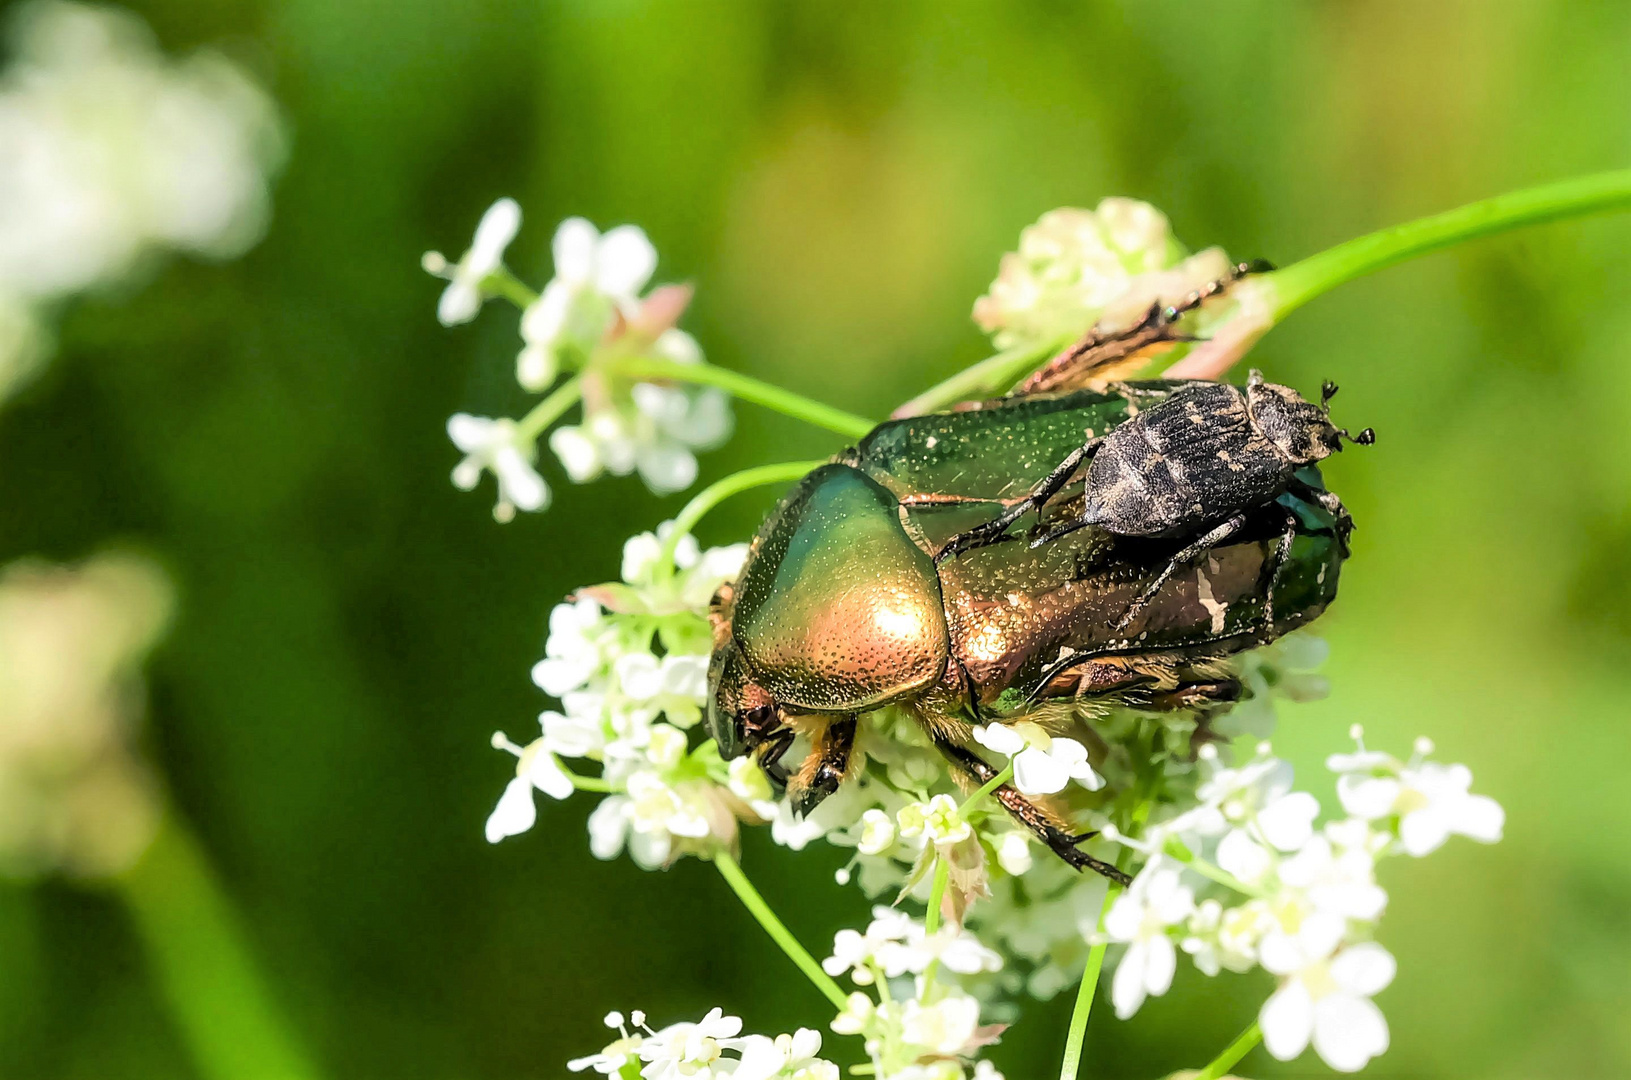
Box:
[1246,381,1342,464]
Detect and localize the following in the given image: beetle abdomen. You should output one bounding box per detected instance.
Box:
[1083,384,1288,535]
[731,464,950,713]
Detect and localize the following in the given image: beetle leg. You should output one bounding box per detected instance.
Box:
[1259,506,1299,632]
[790,716,857,818]
[1287,476,1356,550]
[930,737,1131,886]
[756,726,796,790]
[1017,260,1271,395]
[936,437,1102,562]
[1112,512,1251,636]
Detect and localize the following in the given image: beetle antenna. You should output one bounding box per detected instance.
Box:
[1320,380,1339,409]
[1339,427,1376,446]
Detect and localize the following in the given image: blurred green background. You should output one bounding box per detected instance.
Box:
[5,1,1631,1077]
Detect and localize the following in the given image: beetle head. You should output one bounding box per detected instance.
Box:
[1247,371,1374,463]
[707,639,781,761]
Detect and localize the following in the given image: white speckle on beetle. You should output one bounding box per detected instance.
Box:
[925,435,938,449]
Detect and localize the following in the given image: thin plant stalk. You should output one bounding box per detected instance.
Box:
[713,849,849,1010]
[612,357,874,440]
[1267,168,1631,320]
[114,814,322,1080]
[1057,849,1135,1080]
[658,459,828,567]
[1193,1021,1264,1080]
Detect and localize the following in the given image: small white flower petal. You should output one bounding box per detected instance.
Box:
[553,217,599,283]
[1260,981,1315,1061]
[972,723,1026,756]
[594,224,657,298]
[485,777,537,843]
[1330,942,1396,997]
[470,198,521,268]
[1311,994,1389,1073]
[1012,746,1068,795]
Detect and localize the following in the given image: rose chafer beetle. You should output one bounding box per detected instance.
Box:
[706,269,1359,881]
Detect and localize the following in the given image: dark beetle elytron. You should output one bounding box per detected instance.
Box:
[707,273,1360,880]
[939,370,1373,632]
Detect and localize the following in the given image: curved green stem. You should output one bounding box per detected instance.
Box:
[558,762,616,793]
[658,460,827,567]
[115,814,322,1080]
[894,339,1062,418]
[1267,168,1631,321]
[1058,847,1135,1080]
[485,266,539,309]
[959,761,1014,815]
[714,849,849,1010]
[516,374,585,441]
[612,357,875,440]
[922,855,952,937]
[1193,1020,1263,1080]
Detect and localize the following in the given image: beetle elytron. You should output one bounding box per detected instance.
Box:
[706,269,1361,879]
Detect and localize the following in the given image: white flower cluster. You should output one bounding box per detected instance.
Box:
[430,203,732,520]
[0,551,172,879]
[0,0,284,401]
[485,524,754,867]
[823,907,1002,987]
[830,985,1004,1080]
[569,1008,840,1080]
[971,198,1234,352]
[1096,732,1504,1073]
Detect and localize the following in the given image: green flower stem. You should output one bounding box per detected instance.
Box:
[611,357,876,440]
[114,814,322,1080]
[960,761,1015,815]
[1267,168,1631,321]
[516,374,585,441]
[918,854,955,993]
[558,761,616,793]
[1193,1020,1264,1080]
[894,339,1062,418]
[713,849,849,1010]
[1057,847,1135,1080]
[658,460,828,567]
[923,856,952,937]
[485,266,539,308]
[1172,850,1268,900]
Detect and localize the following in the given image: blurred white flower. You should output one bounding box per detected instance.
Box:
[446,413,549,522]
[423,198,520,326]
[568,1010,649,1076]
[0,551,171,879]
[1329,734,1504,856]
[550,329,733,495]
[1260,942,1395,1073]
[516,217,656,390]
[898,993,981,1057]
[484,729,575,843]
[856,808,897,856]
[733,1028,834,1080]
[1103,860,1195,1018]
[0,0,284,399]
[972,722,1102,795]
[972,199,1231,351]
[638,1006,745,1080]
[897,794,970,846]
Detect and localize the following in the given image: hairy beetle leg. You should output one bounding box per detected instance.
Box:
[789,716,857,818]
[1112,512,1251,636]
[931,736,1132,886]
[1259,507,1300,631]
[936,438,1102,563]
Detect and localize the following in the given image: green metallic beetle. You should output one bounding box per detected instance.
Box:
[706,275,1352,879]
